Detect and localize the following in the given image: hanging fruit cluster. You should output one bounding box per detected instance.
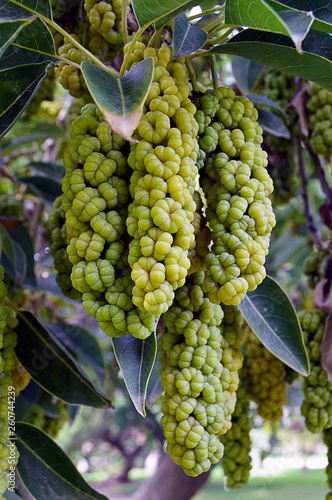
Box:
[159,270,244,476]
[196,87,276,306]
[0,266,19,496]
[307,84,332,160]
[300,309,332,433]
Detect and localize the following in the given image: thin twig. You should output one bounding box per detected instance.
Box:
[122,0,129,46]
[296,135,324,250]
[306,142,332,217]
[209,55,219,90]
[185,58,199,92]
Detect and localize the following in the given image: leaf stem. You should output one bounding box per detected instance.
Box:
[148,28,162,47]
[185,58,199,92]
[209,55,219,90]
[203,16,226,33]
[122,0,129,46]
[40,15,119,77]
[206,22,226,39]
[296,135,324,250]
[208,27,236,44]
[188,6,224,21]
[119,28,145,77]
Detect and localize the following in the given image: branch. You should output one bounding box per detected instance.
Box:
[296,136,324,250]
[306,142,332,216]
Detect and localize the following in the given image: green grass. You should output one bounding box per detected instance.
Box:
[195,468,328,500]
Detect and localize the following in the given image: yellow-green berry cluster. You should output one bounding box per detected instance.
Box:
[0,265,19,496]
[299,309,332,433]
[196,87,275,306]
[324,426,332,500]
[26,401,69,438]
[56,35,91,97]
[220,370,252,489]
[253,68,297,110]
[159,270,245,476]
[61,104,157,339]
[84,0,129,47]
[307,84,332,159]
[126,45,199,317]
[245,331,287,422]
[10,357,30,397]
[303,250,325,290]
[51,0,79,19]
[46,196,82,300]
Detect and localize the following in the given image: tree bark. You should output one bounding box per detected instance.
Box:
[132,451,211,500]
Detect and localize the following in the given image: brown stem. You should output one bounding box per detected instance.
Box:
[306,142,332,217]
[296,136,324,250]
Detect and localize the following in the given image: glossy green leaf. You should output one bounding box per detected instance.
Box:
[14,311,113,408]
[246,92,286,117]
[211,29,332,93]
[9,224,35,286]
[132,0,200,29]
[232,56,264,92]
[29,161,65,180]
[19,175,62,203]
[257,108,290,138]
[2,0,52,20]
[48,323,105,387]
[81,58,154,141]
[0,18,32,58]
[112,330,157,417]
[36,391,63,418]
[173,13,207,58]
[267,0,332,34]
[0,16,56,138]
[2,125,64,154]
[0,224,15,269]
[239,275,309,375]
[225,0,314,51]
[16,422,108,500]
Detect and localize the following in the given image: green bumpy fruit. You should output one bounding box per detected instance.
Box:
[126,44,199,317]
[300,309,332,433]
[324,426,332,500]
[61,104,157,339]
[0,266,19,496]
[45,196,82,300]
[159,270,245,476]
[220,370,252,489]
[303,250,325,290]
[244,330,287,422]
[85,0,130,47]
[26,401,69,438]
[51,0,80,18]
[196,87,275,306]
[11,357,30,396]
[307,84,332,159]
[56,36,91,97]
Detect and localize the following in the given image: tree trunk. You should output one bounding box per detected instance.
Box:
[132,451,211,500]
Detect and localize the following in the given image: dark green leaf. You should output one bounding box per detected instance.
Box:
[0,224,15,270]
[81,58,154,141]
[36,391,63,418]
[19,175,62,203]
[247,92,286,116]
[132,0,200,29]
[29,161,65,180]
[267,0,332,34]
[4,491,23,500]
[16,379,42,421]
[16,422,108,500]
[257,108,290,138]
[112,331,157,417]
[173,13,207,58]
[239,275,309,375]
[232,56,264,92]
[0,62,51,138]
[2,0,52,20]
[9,224,35,286]
[2,126,64,154]
[225,0,314,51]
[0,18,33,58]
[15,311,113,408]
[48,323,105,387]
[211,29,332,93]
